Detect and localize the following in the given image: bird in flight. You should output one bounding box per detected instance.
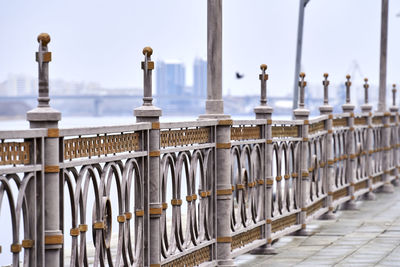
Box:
[236,72,244,79]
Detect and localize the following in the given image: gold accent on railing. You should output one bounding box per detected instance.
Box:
[384,112,391,116]
[303,137,309,142]
[93,221,105,230]
[271,213,297,233]
[236,184,245,190]
[292,173,298,178]
[135,210,144,217]
[161,246,211,267]
[217,236,232,243]
[218,119,233,126]
[79,224,88,232]
[231,226,262,251]
[390,116,395,123]
[333,118,347,127]
[354,180,368,191]
[276,176,282,182]
[151,122,160,130]
[117,215,126,223]
[70,228,80,237]
[216,142,231,149]
[266,139,273,144]
[21,240,34,248]
[64,132,140,160]
[45,234,63,245]
[304,120,309,125]
[272,125,299,138]
[231,126,261,140]
[44,165,59,173]
[171,199,183,206]
[328,114,333,119]
[354,117,367,125]
[333,187,348,201]
[47,128,59,137]
[266,179,274,185]
[160,127,210,148]
[10,244,21,253]
[162,203,168,210]
[372,116,383,125]
[257,179,264,185]
[267,119,272,125]
[309,121,325,134]
[217,189,232,195]
[306,199,324,216]
[0,141,30,165]
[149,151,160,157]
[149,208,162,215]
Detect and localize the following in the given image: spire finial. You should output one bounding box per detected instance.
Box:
[298,72,306,108]
[259,64,268,106]
[345,74,351,104]
[322,73,329,105]
[363,78,369,104]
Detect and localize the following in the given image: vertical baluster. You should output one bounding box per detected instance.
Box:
[134,46,162,266]
[390,84,400,187]
[27,33,62,267]
[293,72,311,235]
[361,78,377,200]
[252,64,275,254]
[319,73,335,219]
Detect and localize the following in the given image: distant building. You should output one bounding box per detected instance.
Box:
[4,74,36,96]
[193,58,207,98]
[156,60,185,96]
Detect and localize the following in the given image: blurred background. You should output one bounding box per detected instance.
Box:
[1,0,400,123]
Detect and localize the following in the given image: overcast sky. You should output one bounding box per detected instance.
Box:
[1,0,400,97]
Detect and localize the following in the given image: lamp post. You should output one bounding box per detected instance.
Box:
[292,0,310,112]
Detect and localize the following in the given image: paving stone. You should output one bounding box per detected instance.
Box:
[234,187,400,266]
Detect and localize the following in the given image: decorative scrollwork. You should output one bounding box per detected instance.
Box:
[271,213,297,233]
[231,226,262,251]
[354,117,367,126]
[160,128,210,148]
[309,121,325,134]
[161,245,211,267]
[372,116,383,125]
[64,133,140,160]
[333,118,347,128]
[333,187,348,201]
[231,126,261,141]
[272,125,299,138]
[0,141,30,165]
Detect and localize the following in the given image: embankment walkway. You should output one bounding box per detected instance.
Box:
[236,187,400,267]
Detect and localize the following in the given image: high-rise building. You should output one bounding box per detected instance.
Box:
[156,60,185,96]
[193,58,207,98]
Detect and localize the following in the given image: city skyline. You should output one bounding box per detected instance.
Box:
[1,1,400,98]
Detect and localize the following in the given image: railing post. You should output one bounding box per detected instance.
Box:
[293,72,310,235]
[252,64,275,254]
[380,83,396,193]
[361,78,377,200]
[27,33,62,266]
[341,75,357,209]
[134,47,162,267]
[389,84,400,187]
[319,73,335,220]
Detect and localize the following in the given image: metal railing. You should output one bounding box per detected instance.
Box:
[0,35,399,267]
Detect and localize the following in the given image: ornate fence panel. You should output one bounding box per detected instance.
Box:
[305,116,329,219]
[159,120,217,267]
[59,123,150,266]
[229,120,265,256]
[269,120,302,240]
[0,129,47,267]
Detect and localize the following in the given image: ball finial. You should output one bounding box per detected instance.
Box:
[346,74,351,79]
[37,33,51,46]
[299,72,305,78]
[142,46,153,56]
[393,84,396,88]
[323,73,329,78]
[260,64,267,70]
[364,78,368,82]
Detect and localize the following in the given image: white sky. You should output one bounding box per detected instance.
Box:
[1,0,399,97]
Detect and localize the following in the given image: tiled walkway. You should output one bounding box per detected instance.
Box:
[235,187,400,267]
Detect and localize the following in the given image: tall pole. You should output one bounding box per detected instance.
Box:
[203,0,225,117]
[378,0,389,112]
[292,0,309,111]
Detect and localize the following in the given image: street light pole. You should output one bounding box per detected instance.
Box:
[378,0,389,112]
[292,0,310,112]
